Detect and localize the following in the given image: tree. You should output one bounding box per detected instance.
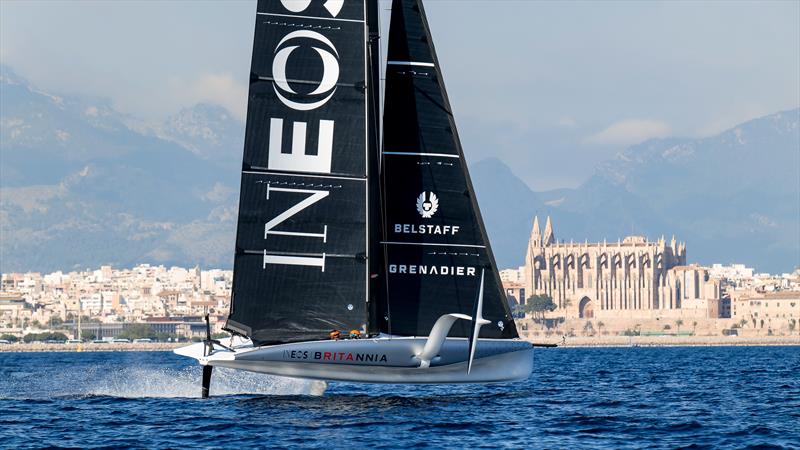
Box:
[739,319,748,329]
[675,319,684,333]
[525,294,557,322]
[692,321,698,334]
[82,331,96,341]
[156,332,178,342]
[0,334,19,343]
[117,324,157,340]
[23,332,68,343]
[597,321,605,334]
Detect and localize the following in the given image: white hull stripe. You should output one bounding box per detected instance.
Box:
[256,12,364,23]
[383,152,459,158]
[387,61,435,67]
[381,241,486,249]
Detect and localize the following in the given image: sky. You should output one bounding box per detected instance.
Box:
[1,0,798,190]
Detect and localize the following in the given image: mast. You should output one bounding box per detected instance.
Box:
[225,0,372,346]
[377,0,518,339]
[366,0,383,336]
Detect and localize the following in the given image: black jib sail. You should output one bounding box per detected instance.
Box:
[377,0,518,339]
[226,0,371,345]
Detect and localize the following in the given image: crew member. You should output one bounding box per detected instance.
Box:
[330,329,341,340]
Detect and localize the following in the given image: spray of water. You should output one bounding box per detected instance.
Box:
[88,366,328,398]
[1,364,328,400]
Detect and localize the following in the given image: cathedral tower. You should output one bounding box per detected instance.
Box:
[543,216,555,246]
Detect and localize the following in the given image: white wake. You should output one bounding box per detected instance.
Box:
[1,365,327,399]
[87,366,328,398]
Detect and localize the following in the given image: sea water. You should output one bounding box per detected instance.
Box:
[1,347,798,448]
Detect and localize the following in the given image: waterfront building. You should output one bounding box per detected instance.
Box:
[0,294,27,324]
[0,264,233,336]
[731,292,800,334]
[523,216,721,321]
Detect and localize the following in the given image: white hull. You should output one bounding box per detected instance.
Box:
[175,336,533,384]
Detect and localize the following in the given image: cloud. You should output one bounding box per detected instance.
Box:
[557,116,577,127]
[169,73,248,121]
[694,105,770,137]
[585,119,672,146]
[201,182,235,203]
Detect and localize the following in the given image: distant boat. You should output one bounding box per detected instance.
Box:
[176,0,533,397]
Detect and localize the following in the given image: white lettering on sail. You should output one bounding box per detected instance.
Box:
[268,118,334,173]
[388,265,477,276]
[279,0,311,12]
[272,30,339,111]
[256,0,350,275]
[264,184,329,242]
[393,224,460,235]
[280,0,343,17]
[264,250,326,272]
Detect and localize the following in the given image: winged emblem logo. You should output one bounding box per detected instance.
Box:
[416,192,439,218]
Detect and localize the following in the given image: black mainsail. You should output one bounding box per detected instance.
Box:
[226,0,371,345]
[226,0,517,346]
[377,0,518,339]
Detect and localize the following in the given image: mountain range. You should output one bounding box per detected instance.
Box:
[1,64,798,274]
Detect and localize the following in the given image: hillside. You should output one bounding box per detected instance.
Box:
[0,65,240,272]
[2,64,797,273]
[471,109,800,272]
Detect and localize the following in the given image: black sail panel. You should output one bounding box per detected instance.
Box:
[227,0,369,345]
[378,0,518,339]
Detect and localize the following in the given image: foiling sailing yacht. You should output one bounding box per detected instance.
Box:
[176,0,533,396]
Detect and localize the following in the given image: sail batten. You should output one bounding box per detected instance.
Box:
[383,152,458,158]
[242,169,367,181]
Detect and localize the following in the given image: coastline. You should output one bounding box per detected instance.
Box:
[527,334,800,348]
[2,335,800,352]
[0,342,184,353]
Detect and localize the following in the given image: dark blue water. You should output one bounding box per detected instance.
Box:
[1,347,798,449]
